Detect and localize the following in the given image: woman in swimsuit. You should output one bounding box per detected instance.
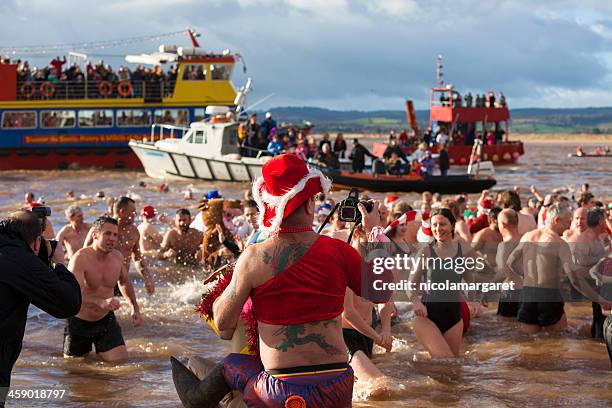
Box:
[408,208,485,358]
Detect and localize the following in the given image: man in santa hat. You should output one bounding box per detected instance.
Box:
[172,154,393,408]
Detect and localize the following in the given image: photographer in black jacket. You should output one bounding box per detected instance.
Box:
[0,211,81,407]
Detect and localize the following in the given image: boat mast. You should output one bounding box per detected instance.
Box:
[436,55,444,87]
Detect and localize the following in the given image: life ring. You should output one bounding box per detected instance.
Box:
[98,80,113,97]
[117,81,132,97]
[39,81,55,98]
[20,82,36,98]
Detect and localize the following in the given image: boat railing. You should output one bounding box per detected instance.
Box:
[239,145,273,159]
[147,124,190,143]
[15,79,176,101]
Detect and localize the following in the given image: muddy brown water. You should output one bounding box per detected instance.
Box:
[0,141,610,407]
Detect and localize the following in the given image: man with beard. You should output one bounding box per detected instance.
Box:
[160,208,203,266]
[56,205,91,261]
[64,216,141,361]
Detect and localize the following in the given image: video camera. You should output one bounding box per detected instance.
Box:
[337,188,373,224]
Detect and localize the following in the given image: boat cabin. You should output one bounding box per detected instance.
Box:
[430,85,510,144]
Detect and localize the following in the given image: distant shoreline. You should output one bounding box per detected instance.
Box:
[309,132,612,144]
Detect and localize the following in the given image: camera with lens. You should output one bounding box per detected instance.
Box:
[337,188,373,224]
[28,205,58,265]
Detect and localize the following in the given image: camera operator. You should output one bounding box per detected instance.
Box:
[0,211,81,406]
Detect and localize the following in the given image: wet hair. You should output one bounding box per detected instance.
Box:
[441,199,461,220]
[5,210,42,244]
[456,196,467,206]
[577,192,594,207]
[586,208,605,228]
[430,207,456,227]
[65,205,82,218]
[498,190,521,212]
[243,199,258,210]
[92,216,118,233]
[176,208,191,217]
[489,207,503,223]
[393,201,413,214]
[114,196,135,215]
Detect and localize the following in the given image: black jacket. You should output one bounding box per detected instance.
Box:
[439,150,450,171]
[0,234,81,389]
[349,143,376,167]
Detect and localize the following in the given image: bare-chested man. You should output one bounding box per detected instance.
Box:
[137,205,162,255]
[498,190,537,235]
[160,208,203,266]
[508,204,609,334]
[562,207,588,242]
[56,205,91,261]
[472,207,503,269]
[85,197,154,295]
[494,209,524,318]
[64,216,142,361]
[573,209,611,338]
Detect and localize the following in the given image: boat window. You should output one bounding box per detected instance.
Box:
[117,109,152,127]
[154,109,189,126]
[210,64,232,80]
[193,130,205,144]
[1,111,36,129]
[182,64,207,81]
[194,108,206,122]
[40,110,75,128]
[78,110,114,127]
[221,125,240,154]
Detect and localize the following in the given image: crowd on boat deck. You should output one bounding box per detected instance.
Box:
[2,174,610,405]
[439,89,507,109]
[0,55,178,98]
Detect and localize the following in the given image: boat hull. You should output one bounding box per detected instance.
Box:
[372,142,524,165]
[317,167,496,194]
[129,141,265,181]
[0,147,142,170]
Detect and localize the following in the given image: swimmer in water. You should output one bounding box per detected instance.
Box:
[64,216,141,362]
[56,205,91,262]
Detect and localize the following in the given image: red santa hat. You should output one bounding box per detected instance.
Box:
[252,154,331,234]
[477,198,494,216]
[417,211,434,243]
[383,210,417,234]
[384,194,400,210]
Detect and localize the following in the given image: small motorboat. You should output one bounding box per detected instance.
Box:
[314,139,496,194]
[312,166,495,194]
[569,146,611,158]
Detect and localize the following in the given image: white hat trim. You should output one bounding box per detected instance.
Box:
[252,166,331,234]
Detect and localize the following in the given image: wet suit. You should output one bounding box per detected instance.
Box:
[422,243,464,333]
[0,234,81,407]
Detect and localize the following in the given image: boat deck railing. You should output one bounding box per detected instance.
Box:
[146,123,190,143]
[15,79,176,101]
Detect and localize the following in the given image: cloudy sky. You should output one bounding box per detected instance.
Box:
[2,0,612,110]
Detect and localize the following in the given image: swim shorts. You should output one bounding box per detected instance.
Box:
[221,353,354,407]
[342,328,373,361]
[63,312,125,356]
[497,289,521,318]
[517,287,565,327]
